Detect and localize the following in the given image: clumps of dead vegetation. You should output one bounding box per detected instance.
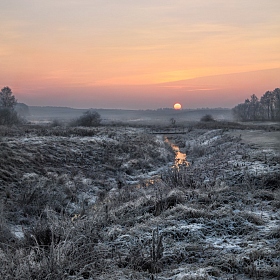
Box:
[0,124,279,279]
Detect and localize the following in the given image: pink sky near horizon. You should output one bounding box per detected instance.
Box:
[1,1,280,109]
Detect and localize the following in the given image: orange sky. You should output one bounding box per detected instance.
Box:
[1,1,280,109]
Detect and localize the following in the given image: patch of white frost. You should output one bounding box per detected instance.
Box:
[10,225,25,239]
[22,173,38,179]
[173,268,209,280]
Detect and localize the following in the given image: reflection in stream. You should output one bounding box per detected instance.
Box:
[165,137,190,167]
[172,144,189,167]
[131,137,189,189]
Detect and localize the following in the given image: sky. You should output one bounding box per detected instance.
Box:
[1,0,280,109]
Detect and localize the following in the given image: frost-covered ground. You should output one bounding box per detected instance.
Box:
[0,124,279,279]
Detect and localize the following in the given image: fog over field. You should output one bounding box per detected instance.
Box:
[25,106,233,125]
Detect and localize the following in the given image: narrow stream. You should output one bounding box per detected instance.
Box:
[165,137,189,167]
[130,137,189,189]
[172,143,189,167]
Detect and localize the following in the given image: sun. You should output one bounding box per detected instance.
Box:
[173,103,182,110]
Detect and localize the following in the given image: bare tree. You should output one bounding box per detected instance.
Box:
[0,87,17,109]
[261,91,273,120]
[0,87,20,125]
[170,118,176,126]
[249,94,259,120]
[274,88,280,120]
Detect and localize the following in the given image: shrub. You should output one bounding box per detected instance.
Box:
[51,119,62,127]
[200,114,215,122]
[72,110,101,127]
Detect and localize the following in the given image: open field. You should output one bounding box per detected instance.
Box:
[229,130,280,152]
[0,121,279,279]
[26,106,233,124]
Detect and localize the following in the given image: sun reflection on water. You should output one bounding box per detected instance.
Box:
[165,137,190,167]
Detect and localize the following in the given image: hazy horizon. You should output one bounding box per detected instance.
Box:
[1,1,279,109]
[17,68,280,110]
[25,105,232,111]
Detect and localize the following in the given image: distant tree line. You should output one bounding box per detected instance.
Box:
[232,88,280,121]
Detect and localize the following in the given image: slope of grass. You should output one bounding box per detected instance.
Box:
[0,124,279,279]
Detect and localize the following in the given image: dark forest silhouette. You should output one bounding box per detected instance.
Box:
[232,88,280,121]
